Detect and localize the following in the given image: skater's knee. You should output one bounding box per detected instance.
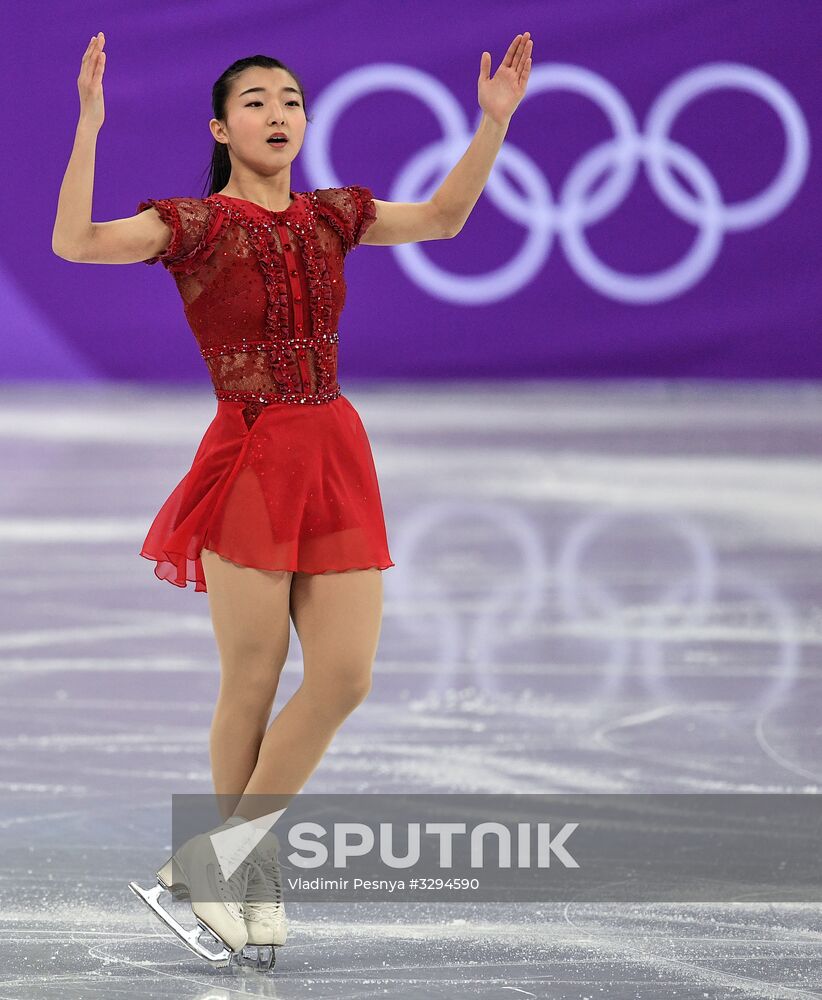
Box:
[300,665,373,718]
[217,626,290,673]
[218,653,286,709]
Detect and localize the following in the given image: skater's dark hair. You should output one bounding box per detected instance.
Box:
[201,56,313,197]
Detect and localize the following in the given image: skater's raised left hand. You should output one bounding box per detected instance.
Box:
[478,31,533,127]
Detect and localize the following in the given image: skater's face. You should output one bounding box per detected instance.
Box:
[210,67,307,173]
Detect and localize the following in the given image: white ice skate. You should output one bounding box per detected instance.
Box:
[235,830,288,970]
[128,815,265,968]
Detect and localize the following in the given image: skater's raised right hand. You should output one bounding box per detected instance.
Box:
[78,32,106,129]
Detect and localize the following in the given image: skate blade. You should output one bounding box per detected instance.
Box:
[233,943,276,970]
[127,879,234,968]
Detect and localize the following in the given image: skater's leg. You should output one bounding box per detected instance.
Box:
[231,567,384,820]
[201,547,293,819]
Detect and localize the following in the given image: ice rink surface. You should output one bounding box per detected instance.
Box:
[1,380,822,998]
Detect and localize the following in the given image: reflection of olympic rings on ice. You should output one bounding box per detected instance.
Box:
[557,510,800,710]
[556,511,715,702]
[389,502,800,706]
[388,500,546,698]
[304,62,810,304]
[638,567,800,712]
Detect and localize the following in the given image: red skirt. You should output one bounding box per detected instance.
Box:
[139,395,394,592]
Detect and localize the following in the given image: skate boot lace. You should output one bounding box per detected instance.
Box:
[243,854,284,919]
[215,836,259,920]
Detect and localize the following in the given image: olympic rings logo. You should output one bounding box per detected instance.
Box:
[304,62,810,305]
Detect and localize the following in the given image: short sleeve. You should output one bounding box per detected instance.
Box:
[135,197,213,269]
[315,185,378,253]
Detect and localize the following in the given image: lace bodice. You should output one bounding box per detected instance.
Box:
[136,186,377,428]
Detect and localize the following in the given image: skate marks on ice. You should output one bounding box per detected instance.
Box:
[3,901,822,998]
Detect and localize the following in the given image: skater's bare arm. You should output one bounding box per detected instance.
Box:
[360,199,456,245]
[363,32,533,245]
[52,31,172,265]
[59,207,173,265]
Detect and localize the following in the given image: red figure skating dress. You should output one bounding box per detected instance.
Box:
[135,186,394,592]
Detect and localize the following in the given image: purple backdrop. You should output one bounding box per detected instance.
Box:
[12,0,822,381]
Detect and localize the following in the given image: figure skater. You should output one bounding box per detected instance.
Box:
[52,28,533,969]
